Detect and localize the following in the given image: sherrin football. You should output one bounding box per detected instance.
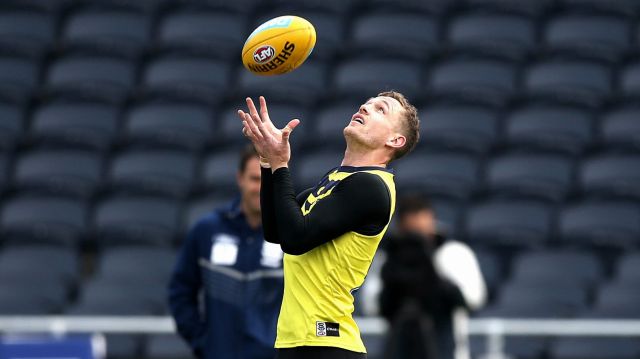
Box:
[242,15,316,76]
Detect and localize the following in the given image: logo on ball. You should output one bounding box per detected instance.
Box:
[253,45,275,64]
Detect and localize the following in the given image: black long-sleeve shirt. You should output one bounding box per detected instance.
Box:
[260,167,391,255]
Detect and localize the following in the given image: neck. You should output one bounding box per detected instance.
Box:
[240,201,261,229]
[341,146,388,168]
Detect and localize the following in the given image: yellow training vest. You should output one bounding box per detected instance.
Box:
[274,167,396,353]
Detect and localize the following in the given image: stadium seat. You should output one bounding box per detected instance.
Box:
[107,149,196,198]
[590,282,640,317]
[510,250,603,289]
[464,200,553,247]
[30,101,120,151]
[550,337,640,359]
[217,102,309,150]
[447,12,536,61]
[470,336,546,359]
[504,104,594,155]
[462,0,554,16]
[0,56,39,103]
[13,149,103,198]
[426,58,517,107]
[430,198,466,239]
[0,10,55,57]
[270,0,355,14]
[145,334,192,358]
[95,246,176,286]
[182,193,235,230]
[44,54,136,103]
[543,14,632,63]
[0,0,74,13]
[123,102,214,152]
[0,102,23,150]
[309,99,360,149]
[600,106,640,152]
[199,149,242,193]
[235,61,327,105]
[472,247,504,294]
[613,252,640,284]
[0,288,56,315]
[579,154,640,200]
[619,61,640,100]
[419,104,500,154]
[349,11,438,61]
[364,0,454,14]
[393,152,480,200]
[93,195,180,247]
[141,55,232,105]
[157,10,247,59]
[0,154,8,194]
[62,9,151,58]
[485,153,575,202]
[523,60,612,108]
[559,201,640,248]
[0,245,78,290]
[556,0,639,16]
[82,0,174,13]
[332,58,422,100]
[496,282,588,317]
[0,196,87,246]
[78,277,166,314]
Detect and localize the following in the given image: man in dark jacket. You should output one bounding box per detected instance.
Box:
[168,145,284,359]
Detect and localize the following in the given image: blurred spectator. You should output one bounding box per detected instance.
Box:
[168,145,284,359]
[378,194,487,359]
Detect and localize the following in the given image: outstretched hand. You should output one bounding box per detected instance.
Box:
[237,96,300,170]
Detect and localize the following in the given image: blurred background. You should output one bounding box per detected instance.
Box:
[0,0,639,358]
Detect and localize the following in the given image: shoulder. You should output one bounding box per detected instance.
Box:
[339,172,389,193]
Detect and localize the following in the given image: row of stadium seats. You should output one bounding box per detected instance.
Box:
[4,54,640,107]
[4,5,640,62]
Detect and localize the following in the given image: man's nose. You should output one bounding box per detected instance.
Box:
[359,105,368,114]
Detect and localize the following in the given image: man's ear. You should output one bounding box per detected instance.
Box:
[387,134,407,149]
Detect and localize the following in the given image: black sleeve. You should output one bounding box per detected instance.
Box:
[269,167,391,255]
[260,167,279,244]
[296,188,313,206]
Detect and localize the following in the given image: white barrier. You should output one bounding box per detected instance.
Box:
[2,316,640,358]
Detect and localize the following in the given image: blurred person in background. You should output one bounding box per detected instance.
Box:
[379,194,487,359]
[168,145,284,359]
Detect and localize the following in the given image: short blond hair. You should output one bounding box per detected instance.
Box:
[378,91,420,162]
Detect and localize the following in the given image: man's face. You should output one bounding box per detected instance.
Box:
[343,96,405,149]
[237,157,261,216]
[399,209,437,239]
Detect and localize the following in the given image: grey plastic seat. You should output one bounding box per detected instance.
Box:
[270,0,355,14]
[93,196,180,247]
[619,61,640,99]
[0,103,22,150]
[30,101,120,151]
[311,100,360,148]
[350,12,438,61]
[579,154,640,200]
[0,196,87,246]
[591,282,640,317]
[463,0,554,16]
[600,107,640,151]
[559,201,640,248]
[0,245,78,289]
[158,11,246,59]
[524,60,612,107]
[544,14,631,63]
[447,13,535,61]
[13,150,103,198]
[141,55,231,105]
[557,0,639,16]
[199,149,242,193]
[293,149,345,191]
[486,153,574,202]
[333,58,422,100]
[108,150,196,198]
[550,337,640,359]
[45,55,135,103]
[182,194,234,230]
[62,9,151,57]
[510,250,603,289]
[96,246,176,286]
[505,105,593,155]
[123,102,214,152]
[420,105,499,154]
[464,200,553,247]
[394,152,480,200]
[427,58,517,107]
[0,56,39,103]
[0,10,55,57]
[614,252,640,284]
[236,62,327,106]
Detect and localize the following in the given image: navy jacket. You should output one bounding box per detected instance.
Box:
[168,198,284,359]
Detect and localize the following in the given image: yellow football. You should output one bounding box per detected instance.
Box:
[242,15,316,76]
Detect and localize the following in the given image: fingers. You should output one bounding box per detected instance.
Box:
[259,96,271,124]
[242,112,264,140]
[246,97,259,120]
[281,119,300,142]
